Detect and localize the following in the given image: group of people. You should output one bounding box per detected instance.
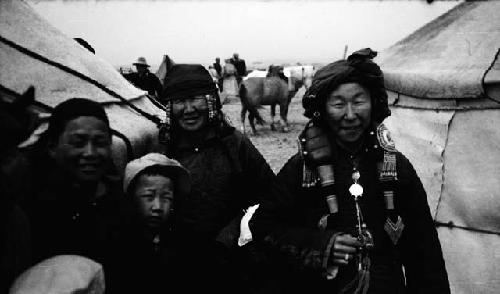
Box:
[2,48,450,294]
[209,53,247,93]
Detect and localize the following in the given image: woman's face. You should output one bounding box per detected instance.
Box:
[172,95,209,133]
[324,83,372,148]
[49,116,111,184]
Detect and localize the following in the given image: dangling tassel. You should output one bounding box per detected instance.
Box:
[378,151,405,245]
[384,215,405,245]
[206,94,218,122]
[159,101,172,146]
[302,163,318,188]
[379,151,397,181]
[299,136,319,187]
[339,255,371,294]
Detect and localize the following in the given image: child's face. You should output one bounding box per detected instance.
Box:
[133,174,174,229]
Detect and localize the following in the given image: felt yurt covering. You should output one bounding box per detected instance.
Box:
[0,0,166,172]
[378,2,500,293]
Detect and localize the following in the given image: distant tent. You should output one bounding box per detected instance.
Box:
[0,0,166,172]
[378,2,500,293]
[156,54,175,86]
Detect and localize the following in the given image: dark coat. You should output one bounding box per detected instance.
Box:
[250,147,450,294]
[213,62,222,77]
[0,204,31,293]
[231,58,247,77]
[124,71,163,96]
[171,126,288,293]
[20,156,124,266]
[104,221,181,294]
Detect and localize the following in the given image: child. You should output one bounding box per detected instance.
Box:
[123,153,190,240]
[105,153,190,293]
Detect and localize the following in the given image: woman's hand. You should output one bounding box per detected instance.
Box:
[331,234,360,266]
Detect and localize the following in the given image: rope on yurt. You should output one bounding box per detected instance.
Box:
[0,84,135,162]
[481,47,500,102]
[0,35,163,127]
[110,129,134,162]
[146,95,166,111]
[434,220,500,236]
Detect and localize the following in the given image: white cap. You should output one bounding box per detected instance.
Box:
[123,153,190,196]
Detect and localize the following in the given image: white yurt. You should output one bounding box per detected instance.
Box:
[0,0,166,172]
[378,2,500,293]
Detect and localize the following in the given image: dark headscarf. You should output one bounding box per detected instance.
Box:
[158,64,232,154]
[46,98,110,143]
[302,48,390,124]
[162,64,218,101]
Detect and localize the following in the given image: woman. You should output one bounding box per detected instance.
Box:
[21,98,124,265]
[250,49,450,294]
[160,64,287,293]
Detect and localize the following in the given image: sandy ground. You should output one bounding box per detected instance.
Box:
[220,88,309,174]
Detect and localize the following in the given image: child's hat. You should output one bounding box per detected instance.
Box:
[123,153,190,196]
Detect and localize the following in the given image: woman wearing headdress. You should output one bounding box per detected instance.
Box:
[160,64,288,293]
[250,49,450,294]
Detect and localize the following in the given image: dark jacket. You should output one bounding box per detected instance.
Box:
[213,62,222,77]
[104,221,181,294]
[231,58,247,77]
[0,204,31,293]
[20,156,124,266]
[171,125,288,293]
[250,147,450,294]
[124,71,163,97]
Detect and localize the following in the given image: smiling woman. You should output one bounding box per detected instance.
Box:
[172,95,209,133]
[49,116,112,183]
[324,83,372,150]
[17,98,125,268]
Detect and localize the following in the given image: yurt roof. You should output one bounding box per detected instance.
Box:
[377,1,500,102]
[0,0,146,108]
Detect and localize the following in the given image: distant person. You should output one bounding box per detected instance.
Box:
[222,59,239,98]
[230,53,247,85]
[124,57,163,98]
[208,65,220,89]
[213,57,223,90]
[105,153,190,293]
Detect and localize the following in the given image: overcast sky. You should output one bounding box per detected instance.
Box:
[28,0,459,68]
